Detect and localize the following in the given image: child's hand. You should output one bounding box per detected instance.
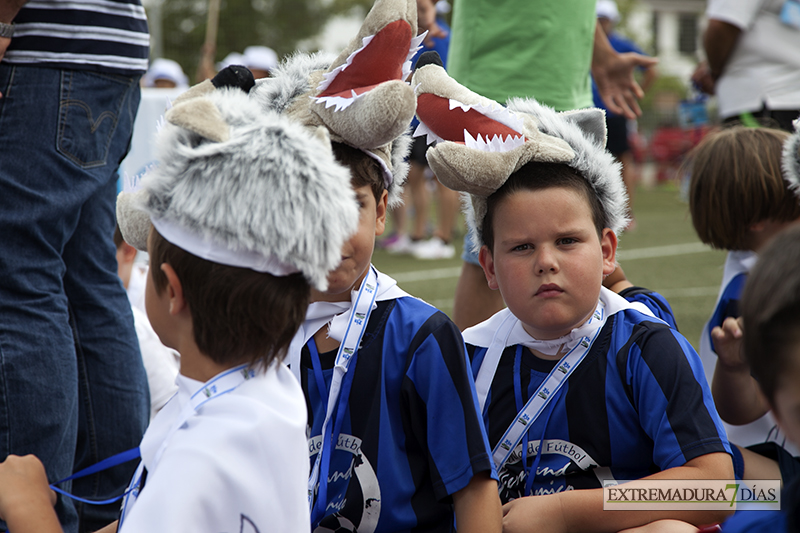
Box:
[0,455,56,520]
[711,317,746,371]
[502,494,568,533]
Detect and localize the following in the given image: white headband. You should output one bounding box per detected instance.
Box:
[151,216,301,277]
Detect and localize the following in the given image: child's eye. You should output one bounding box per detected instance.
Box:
[512,243,532,252]
[558,237,578,246]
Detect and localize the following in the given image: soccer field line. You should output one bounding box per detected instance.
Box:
[391,241,714,284]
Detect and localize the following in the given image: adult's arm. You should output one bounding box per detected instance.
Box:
[0,0,28,59]
[591,21,658,120]
[703,19,742,81]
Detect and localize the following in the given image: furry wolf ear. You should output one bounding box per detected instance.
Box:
[560,107,608,148]
[166,97,231,143]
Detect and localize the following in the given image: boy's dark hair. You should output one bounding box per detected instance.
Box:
[741,224,800,406]
[332,142,385,203]
[148,227,310,369]
[482,162,607,253]
[113,223,124,249]
[686,127,799,250]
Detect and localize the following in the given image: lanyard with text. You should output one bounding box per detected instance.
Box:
[488,301,607,471]
[307,266,379,519]
[118,364,255,527]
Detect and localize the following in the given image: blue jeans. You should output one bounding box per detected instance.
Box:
[0,66,149,533]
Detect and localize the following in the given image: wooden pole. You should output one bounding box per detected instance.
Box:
[196,0,221,82]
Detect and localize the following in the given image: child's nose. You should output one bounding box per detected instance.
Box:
[535,247,558,274]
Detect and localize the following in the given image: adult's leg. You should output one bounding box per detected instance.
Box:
[434,179,460,244]
[0,66,148,533]
[452,233,504,331]
[53,69,149,533]
[408,161,431,241]
[0,65,90,533]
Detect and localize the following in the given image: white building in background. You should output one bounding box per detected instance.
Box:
[625,0,706,81]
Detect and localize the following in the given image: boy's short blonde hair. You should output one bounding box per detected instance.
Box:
[687,127,799,250]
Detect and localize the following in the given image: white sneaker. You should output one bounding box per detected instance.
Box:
[384,234,414,254]
[411,237,455,260]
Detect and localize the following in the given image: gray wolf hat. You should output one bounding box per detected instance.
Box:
[411,52,629,250]
[783,118,800,201]
[248,0,422,208]
[116,78,359,291]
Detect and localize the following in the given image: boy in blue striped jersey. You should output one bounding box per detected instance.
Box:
[412,53,733,533]
[249,1,502,531]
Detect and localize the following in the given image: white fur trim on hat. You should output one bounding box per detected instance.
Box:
[783,118,800,201]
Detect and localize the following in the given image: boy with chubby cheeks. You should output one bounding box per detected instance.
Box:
[412,52,733,532]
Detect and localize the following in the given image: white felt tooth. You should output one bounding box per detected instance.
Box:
[401,60,414,82]
[316,34,375,93]
[409,32,427,54]
[508,135,526,150]
[449,98,473,113]
[313,92,365,112]
[493,108,525,134]
[406,32,426,69]
[464,129,479,150]
[413,122,445,145]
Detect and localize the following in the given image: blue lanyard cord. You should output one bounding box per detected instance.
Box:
[524,391,560,497]
[511,346,562,497]
[49,447,141,505]
[308,339,330,413]
[310,350,359,528]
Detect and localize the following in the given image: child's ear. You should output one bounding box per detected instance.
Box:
[160,263,187,315]
[600,228,618,277]
[478,245,500,290]
[118,241,138,264]
[375,189,389,237]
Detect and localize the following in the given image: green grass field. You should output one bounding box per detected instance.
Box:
[372,182,728,350]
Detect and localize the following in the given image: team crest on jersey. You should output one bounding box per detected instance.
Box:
[310,433,381,533]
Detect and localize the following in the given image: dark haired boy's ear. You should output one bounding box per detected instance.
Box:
[600,228,618,276]
[374,189,389,237]
[478,246,499,291]
[160,263,187,315]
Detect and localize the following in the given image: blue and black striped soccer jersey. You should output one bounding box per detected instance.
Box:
[467,308,731,503]
[299,294,495,532]
[618,285,679,330]
[7,0,149,75]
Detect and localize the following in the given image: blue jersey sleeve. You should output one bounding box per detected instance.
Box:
[403,312,496,500]
[619,321,731,470]
[708,273,748,353]
[618,286,679,330]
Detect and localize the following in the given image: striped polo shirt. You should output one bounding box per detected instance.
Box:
[5,0,149,75]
